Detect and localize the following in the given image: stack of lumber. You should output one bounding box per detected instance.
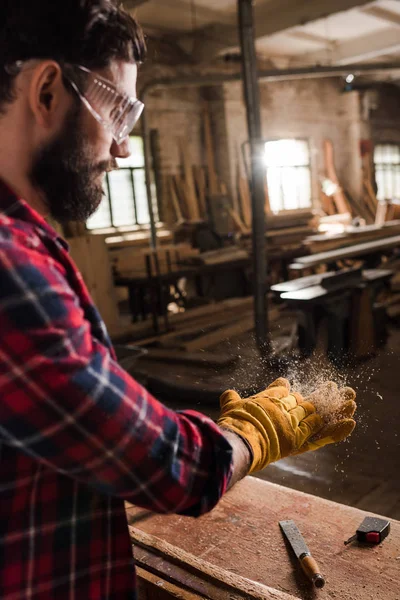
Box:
[110,243,200,279]
[180,246,249,266]
[238,209,319,254]
[164,104,231,226]
[321,139,378,224]
[304,220,400,255]
[127,296,281,352]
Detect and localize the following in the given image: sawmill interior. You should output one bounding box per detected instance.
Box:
[2,0,400,598]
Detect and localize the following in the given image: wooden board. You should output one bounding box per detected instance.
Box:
[183,308,280,352]
[203,105,219,196]
[179,138,200,221]
[127,477,400,600]
[323,140,351,214]
[68,235,120,336]
[292,234,400,270]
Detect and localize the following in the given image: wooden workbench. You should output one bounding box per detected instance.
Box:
[126,477,400,600]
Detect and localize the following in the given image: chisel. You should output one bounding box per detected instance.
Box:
[279,520,325,589]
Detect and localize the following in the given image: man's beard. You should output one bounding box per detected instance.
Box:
[30,105,111,223]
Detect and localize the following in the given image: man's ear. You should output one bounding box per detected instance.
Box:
[28,62,66,128]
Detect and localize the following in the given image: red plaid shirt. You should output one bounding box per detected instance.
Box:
[0,180,233,599]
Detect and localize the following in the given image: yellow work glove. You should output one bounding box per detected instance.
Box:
[218,378,356,473]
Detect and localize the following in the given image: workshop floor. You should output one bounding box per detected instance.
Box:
[150,325,400,520]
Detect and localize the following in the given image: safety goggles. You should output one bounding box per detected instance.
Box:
[64,65,144,145]
[9,60,144,145]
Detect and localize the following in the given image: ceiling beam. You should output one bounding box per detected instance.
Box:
[288,30,331,46]
[298,27,400,65]
[186,0,376,62]
[362,6,400,28]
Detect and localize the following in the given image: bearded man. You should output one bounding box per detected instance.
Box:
[0,1,356,598]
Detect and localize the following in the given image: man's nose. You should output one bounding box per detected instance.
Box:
[111,138,131,159]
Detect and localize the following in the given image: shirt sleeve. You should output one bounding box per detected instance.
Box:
[0,239,233,517]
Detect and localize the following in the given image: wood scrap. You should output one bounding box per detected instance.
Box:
[129,526,297,600]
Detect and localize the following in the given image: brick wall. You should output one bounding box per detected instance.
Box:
[141,73,400,229]
[222,77,363,211]
[143,86,204,175]
[369,85,400,146]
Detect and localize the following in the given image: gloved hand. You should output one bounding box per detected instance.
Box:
[218,378,356,473]
[296,381,357,454]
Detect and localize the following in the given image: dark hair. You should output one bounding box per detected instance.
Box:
[0,0,146,108]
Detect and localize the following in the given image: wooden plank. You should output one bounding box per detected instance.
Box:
[375,202,388,227]
[323,139,351,214]
[130,527,297,600]
[68,235,120,336]
[173,175,190,220]
[179,138,200,220]
[144,349,238,368]
[349,286,375,359]
[228,207,249,234]
[183,315,254,351]
[292,234,400,270]
[184,308,279,351]
[203,105,219,196]
[192,166,207,219]
[238,175,252,228]
[167,175,184,223]
[136,567,204,600]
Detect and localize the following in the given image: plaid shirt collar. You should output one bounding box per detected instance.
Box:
[0,178,68,249]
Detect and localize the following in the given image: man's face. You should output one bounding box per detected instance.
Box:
[30,61,138,223]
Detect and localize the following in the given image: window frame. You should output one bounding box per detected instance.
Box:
[263,137,313,213]
[373,142,400,202]
[86,135,160,231]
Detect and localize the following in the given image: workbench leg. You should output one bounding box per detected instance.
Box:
[297,310,317,357]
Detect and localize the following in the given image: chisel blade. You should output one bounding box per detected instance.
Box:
[279,520,311,558]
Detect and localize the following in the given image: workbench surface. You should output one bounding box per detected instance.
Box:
[126,477,400,600]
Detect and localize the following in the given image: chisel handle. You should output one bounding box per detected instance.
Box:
[300,554,325,589]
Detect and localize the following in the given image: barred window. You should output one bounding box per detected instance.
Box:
[87,136,159,230]
[374,143,400,202]
[264,139,312,213]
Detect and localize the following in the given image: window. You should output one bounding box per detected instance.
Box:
[264,139,312,213]
[374,143,400,202]
[86,136,159,230]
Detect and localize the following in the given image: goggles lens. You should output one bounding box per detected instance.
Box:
[69,65,144,144]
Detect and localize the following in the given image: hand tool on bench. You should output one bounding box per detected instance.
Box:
[344,517,391,546]
[279,520,325,589]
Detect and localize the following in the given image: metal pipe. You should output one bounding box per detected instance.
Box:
[141,106,158,249]
[140,60,400,251]
[238,0,269,353]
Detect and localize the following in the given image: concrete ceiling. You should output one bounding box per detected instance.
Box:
[126,0,400,72]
